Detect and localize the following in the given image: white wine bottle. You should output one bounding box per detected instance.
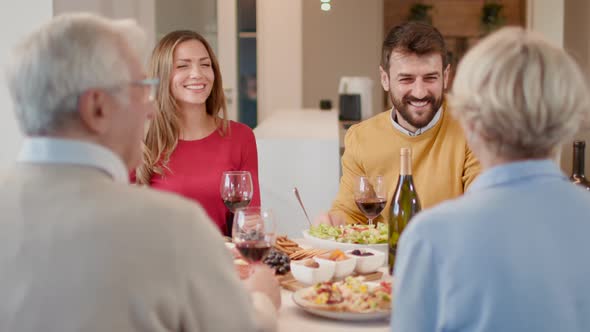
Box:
[388,147,421,274]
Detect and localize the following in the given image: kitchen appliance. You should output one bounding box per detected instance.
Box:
[338,76,374,121]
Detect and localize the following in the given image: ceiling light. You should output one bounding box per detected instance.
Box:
[321,3,331,11]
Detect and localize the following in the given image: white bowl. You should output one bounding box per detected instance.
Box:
[345,248,385,274]
[314,252,356,279]
[290,259,335,285]
[302,229,388,255]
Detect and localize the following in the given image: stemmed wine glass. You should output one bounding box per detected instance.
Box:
[220,171,253,213]
[232,207,276,268]
[353,175,387,226]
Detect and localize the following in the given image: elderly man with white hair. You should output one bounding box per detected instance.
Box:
[0,13,279,332]
[391,27,590,332]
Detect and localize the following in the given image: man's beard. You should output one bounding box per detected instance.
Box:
[391,92,443,129]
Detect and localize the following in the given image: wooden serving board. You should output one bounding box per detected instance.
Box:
[278,271,383,292]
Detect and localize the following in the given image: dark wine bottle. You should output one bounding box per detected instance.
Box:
[570,140,590,191]
[388,147,421,275]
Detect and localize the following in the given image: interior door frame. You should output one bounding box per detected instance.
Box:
[217,0,238,121]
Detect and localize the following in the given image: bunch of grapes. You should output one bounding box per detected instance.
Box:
[263,248,291,275]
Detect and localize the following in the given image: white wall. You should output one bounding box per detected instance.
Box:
[0,1,53,168]
[302,0,383,115]
[257,0,303,121]
[54,0,156,49]
[155,0,216,51]
[527,0,564,47]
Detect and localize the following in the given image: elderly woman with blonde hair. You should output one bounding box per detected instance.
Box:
[391,27,590,332]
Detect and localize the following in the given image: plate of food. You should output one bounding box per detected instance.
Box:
[292,276,392,321]
[302,223,388,254]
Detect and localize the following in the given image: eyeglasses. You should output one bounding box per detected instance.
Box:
[126,78,160,103]
[102,78,160,103]
[54,78,160,111]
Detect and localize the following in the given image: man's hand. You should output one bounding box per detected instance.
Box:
[243,264,281,310]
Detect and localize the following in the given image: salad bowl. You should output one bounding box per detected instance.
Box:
[302,223,388,255]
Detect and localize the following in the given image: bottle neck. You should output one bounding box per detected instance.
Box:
[400,153,412,175]
[573,145,586,177]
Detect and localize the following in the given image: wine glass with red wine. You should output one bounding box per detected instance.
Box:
[232,207,276,266]
[220,171,253,213]
[353,175,387,226]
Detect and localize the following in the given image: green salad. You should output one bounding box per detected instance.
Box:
[308,223,388,244]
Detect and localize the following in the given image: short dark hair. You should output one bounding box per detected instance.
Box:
[381,22,447,72]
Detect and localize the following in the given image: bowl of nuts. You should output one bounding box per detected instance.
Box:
[290,258,335,285]
[314,249,357,279]
[345,248,385,274]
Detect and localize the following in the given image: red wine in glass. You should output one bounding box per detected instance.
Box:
[235,241,271,263]
[353,175,387,225]
[221,171,254,236]
[220,171,254,213]
[355,197,387,218]
[233,207,276,267]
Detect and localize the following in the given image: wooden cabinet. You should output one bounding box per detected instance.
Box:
[382,0,526,99]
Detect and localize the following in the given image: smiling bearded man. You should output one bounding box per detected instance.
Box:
[316,21,481,227]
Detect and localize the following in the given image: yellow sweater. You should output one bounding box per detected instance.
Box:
[330,108,481,225]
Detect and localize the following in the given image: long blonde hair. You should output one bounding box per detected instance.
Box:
[136,30,228,184]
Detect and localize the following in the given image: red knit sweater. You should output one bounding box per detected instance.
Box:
[144,121,260,235]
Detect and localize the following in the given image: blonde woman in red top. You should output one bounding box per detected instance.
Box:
[135,30,260,235]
